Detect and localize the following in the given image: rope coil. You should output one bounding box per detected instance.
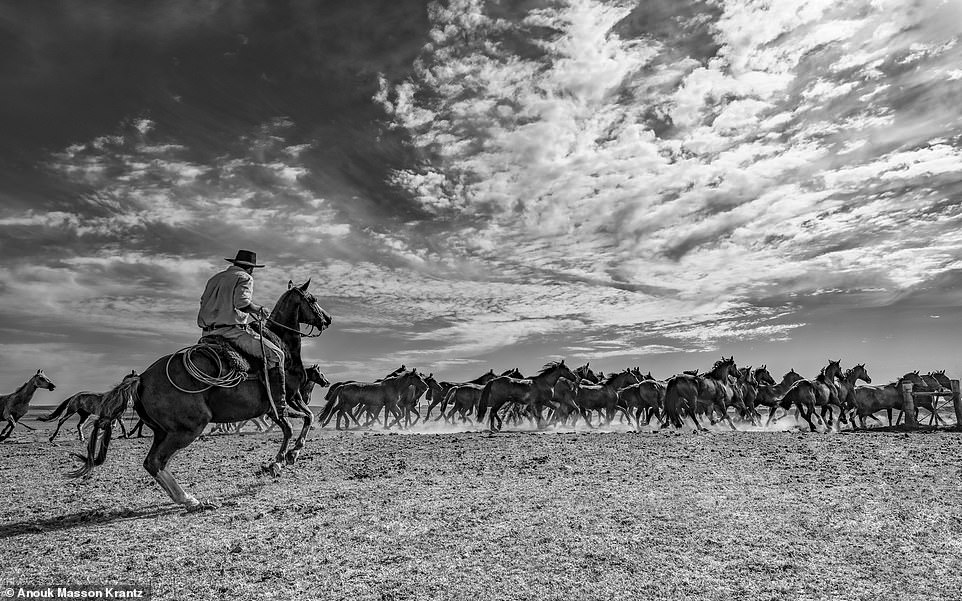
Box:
[166,345,247,394]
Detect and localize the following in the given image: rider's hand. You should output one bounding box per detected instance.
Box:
[258,307,270,320]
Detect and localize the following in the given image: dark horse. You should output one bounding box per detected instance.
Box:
[476,360,576,432]
[70,279,332,509]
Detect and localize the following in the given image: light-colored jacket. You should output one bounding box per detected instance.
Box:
[197,265,254,329]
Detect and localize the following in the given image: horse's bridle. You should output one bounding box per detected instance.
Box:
[265,287,330,338]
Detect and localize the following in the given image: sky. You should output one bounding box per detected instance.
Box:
[2,0,962,394]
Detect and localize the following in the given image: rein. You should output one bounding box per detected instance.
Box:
[266,317,325,338]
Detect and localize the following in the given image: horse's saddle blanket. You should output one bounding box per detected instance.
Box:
[195,336,257,377]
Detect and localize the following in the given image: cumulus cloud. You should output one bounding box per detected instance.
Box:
[4,0,962,387]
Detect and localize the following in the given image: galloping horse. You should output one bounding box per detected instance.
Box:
[69,279,332,509]
[573,370,639,427]
[440,383,487,423]
[755,369,803,416]
[318,365,405,428]
[332,369,427,429]
[835,364,871,427]
[477,360,576,432]
[41,370,139,441]
[0,370,57,442]
[662,357,742,431]
[616,379,665,430]
[424,369,499,422]
[765,380,820,431]
[812,360,844,428]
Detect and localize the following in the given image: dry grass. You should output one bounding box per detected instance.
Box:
[2,415,962,600]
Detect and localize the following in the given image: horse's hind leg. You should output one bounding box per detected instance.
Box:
[144,427,206,508]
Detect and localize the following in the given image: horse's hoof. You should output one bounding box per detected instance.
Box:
[285,450,299,465]
[261,462,282,478]
[185,500,218,513]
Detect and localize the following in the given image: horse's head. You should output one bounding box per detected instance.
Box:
[386,364,406,378]
[928,369,950,389]
[306,364,330,387]
[824,359,842,380]
[501,367,524,379]
[398,368,427,392]
[754,365,776,386]
[851,363,871,384]
[900,371,926,388]
[32,369,56,391]
[784,369,802,386]
[709,356,737,379]
[278,279,333,331]
[423,373,442,400]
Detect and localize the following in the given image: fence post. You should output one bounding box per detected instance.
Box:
[952,379,962,428]
[901,382,918,429]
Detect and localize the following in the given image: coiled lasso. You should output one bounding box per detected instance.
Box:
[165,345,247,394]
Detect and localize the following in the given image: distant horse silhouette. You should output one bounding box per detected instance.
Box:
[922,370,953,425]
[765,380,820,431]
[896,370,948,426]
[233,363,330,434]
[663,357,742,431]
[330,369,427,429]
[69,279,332,509]
[0,370,57,442]
[318,365,408,429]
[835,364,871,427]
[572,370,639,427]
[755,369,804,416]
[616,379,665,430]
[436,370,523,424]
[424,369,500,422]
[40,371,139,442]
[812,360,844,427]
[477,361,576,432]
[852,372,927,428]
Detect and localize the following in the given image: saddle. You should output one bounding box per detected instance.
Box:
[195,322,286,379]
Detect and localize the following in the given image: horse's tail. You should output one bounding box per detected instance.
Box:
[68,418,114,478]
[663,377,682,428]
[476,381,494,422]
[37,396,73,421]
[324,383,344,402]
[101,376,141,421]
[440,387,457,416]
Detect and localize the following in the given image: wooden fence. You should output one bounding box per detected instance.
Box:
[900,379,961,429]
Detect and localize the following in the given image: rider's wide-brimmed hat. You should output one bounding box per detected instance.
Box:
[225,249,265,268]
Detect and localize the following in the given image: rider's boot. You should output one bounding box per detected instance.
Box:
[267,366,287,419]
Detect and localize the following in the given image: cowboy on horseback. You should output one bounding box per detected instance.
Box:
[197,250,286,415]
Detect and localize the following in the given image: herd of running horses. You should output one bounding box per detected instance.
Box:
[309,357,954,434]
[0,279,956,509]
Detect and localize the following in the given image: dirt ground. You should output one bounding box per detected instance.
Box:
[2,413,961,601]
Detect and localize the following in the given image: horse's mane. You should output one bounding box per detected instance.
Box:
[600,371,626,387]
[537,360,565,376]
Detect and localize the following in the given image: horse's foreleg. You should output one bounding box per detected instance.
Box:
[719,404,738,431]
[285,393,314,465]
[0,419,15,441]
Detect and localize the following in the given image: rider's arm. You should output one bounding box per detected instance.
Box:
[234,273,268,318]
